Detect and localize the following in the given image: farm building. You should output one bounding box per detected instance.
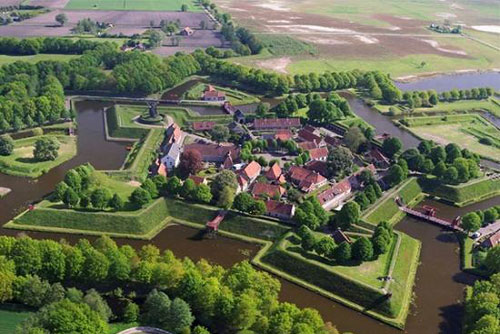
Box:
[265,200,295,220]
[253,118,301,130]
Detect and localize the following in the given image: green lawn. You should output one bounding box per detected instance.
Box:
[64,0,203,11]
[0,306,33,333]
[0,135,77,178]
[0,54,78,65]
[402,114,500,162]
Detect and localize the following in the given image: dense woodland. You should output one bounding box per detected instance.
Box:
[0,235,340,334]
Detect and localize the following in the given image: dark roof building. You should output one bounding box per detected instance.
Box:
[253,118,301,130]
[192,121,216,131]
[185,143,239,164]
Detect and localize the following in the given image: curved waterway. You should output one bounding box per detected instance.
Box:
[1,98,499,334]
[395,72,500,92]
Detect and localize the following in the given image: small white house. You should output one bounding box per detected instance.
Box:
[161,143,181,171]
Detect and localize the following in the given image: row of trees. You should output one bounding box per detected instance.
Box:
[463,273,500,334]
[0,37,102,56]
[364,71,402,104]
[461,206,500,233]
[354,173,383,210]
[293,70,363,93]
[298,221,393,264]
[0,235,339,334]
[402,87,494,108]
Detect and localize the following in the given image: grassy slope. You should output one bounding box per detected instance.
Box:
[0,135,77,178]
[0,306,33,333]
[64,0,202,11]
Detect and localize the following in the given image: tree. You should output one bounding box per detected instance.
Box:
[179,150,203,177]
[142,289,172,327]
[90,188,112,210]
[444,166,458,184]
[130,188,151,208]
[142,179,159,198]
[11,237,42,276]
[122,301,139,323]
[0,134,14,156]
[211,124,230,143]
[315,237,336,258]
[194,184,212,204]
[382,137,402,158]
[148,30,164,47]
[53,181,69,202]
[387,164,405,186]
[166,297,195,333]
[483,208,499,224]
[211,170,238,199]
[16,299,108,334]
[181,4,189,11]
[333,242,351,264]
[327,146,354,177]
[33,137,60,161]
[64,169,82,194]
[217,186,235,209]
[83,289,112,322]
[484,246,500,274]
[180,178,197,200]
[249,200,266,215]
[352,237,373,261]
[461,212,482,233]
[55,13,68,26]
[233,192,254,213]
[165,176,182,196]
[63,188,80,208]
[334,201,360,230]
[343,126,366,153]
[109,194,124,210]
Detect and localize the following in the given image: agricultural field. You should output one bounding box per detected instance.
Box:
[216,0,500,77]
[0,53,78,65]
[64,0,202,11]
[0,134,77,178]
[402,114,500,161]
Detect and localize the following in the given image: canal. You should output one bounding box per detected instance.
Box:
[395,71,500,92]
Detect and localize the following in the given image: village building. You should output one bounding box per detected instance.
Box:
[308,147,329,161]
[303,125,321,136]
[251,182,286,199]
[184,143,240,165]
[166,123,182,144]
[236,161,262,192]
[273,129,293,141]
[161,142,181,171]
[331,228,352,244]
[189,175,207,186]
[305,160,329,178]
[153,159,168,177]
[482,230,500,248]
[253,118,301,130]
[266,163,286,184]
[288,166,327,193]
[317,179,352,210]
[298,141,318,151]
[368,148,391,169]
[265,200,295,220]
[192,121,216,132]
[298,128,325,147]
[228,122,246,135]
[181,27,194,36]
[325,135,341,147]
[234,110,246,124]
[202,85,226,102]
[348,164,377,189]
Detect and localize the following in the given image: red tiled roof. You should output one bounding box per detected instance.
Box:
[192,121,216,131]
[252,182,286,198]
[189,175,206,186]
[305,160,328,177]
[253,118,301,129]
[266,163,282,180]
[303,125,319,134]
[242,161,262,180]
[298,129,322,144]
[289,166,312,182]
[203,90,225,99]
[317,179,351,205]
[185,143,239,162]
[167,123,182,143]
[237,174,248,188]
[289,166,326,192]
[274,130,293,141]
[485,231,500,248]
[309,147,328,160]
[265,200,295,218]
[298,141,318,150]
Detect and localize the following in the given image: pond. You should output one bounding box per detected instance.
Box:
[395,72,500,92]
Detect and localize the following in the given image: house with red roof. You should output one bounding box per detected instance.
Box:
[166,123,182,144]
[252,182,286,199]
[202,85,226,101]
[274,129,293,141]
[237,161,262,192]
[185,143,240,165]
[253,118,301,130]
[181,27,194,36]
[317,179,352,210]
[266,163,286,184]
[325,135,341,147]
[288,166,327,193]
[298,141,318,151]
[298,129,325,147]
[305,160,329,178]
[309,147,329,161]
[482,230,500,249]
[265,200,295,220]
[192,121,216,132]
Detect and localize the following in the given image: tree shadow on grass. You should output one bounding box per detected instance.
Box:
[362,294,391,313]
[16,157,38,164]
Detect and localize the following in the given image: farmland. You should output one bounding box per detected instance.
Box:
[216,0,500,77]
[64,0,202,11]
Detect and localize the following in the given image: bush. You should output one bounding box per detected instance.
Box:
[352,237,374,262]
[479,137,493,146]
[0,134,14,156]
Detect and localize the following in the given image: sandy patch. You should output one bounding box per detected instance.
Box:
[435,12,457,19]
[127,181,141,187]
[450,3,464,10]
[422,39,467,55]
[354,35,379,44]
[257,57,291,74]
[304,36,350,45]
[387,26,401,31]
[471,25,500,34]
[396,16,412,20]
[268,20,291,24]
[268,24,355,34]
[226,7,247,12]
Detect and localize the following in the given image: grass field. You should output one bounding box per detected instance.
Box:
[402,114,500,161]
[65,0,202,11]
[0,306,33,333]
[0,134,77,178]
[0,54,78,65]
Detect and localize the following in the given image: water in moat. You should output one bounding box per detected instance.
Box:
[1,77,499,333]
[395,71,500,92]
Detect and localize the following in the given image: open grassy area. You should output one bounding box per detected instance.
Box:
[65,0,202,11]
[0,134,77,178]
[0,305,33,333]
[363,177,423,226]
[257,34,318,57]
[419,175,500,207]
[0,54,78,65]
[184,83,259,105]
[401,114,500,162]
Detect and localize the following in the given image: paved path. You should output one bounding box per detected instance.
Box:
[117,327,171,334]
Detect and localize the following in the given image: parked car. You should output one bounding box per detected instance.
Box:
[471,232,481,239]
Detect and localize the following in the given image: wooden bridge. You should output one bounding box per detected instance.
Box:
[396,198,462,232]
[206,210,228,232]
